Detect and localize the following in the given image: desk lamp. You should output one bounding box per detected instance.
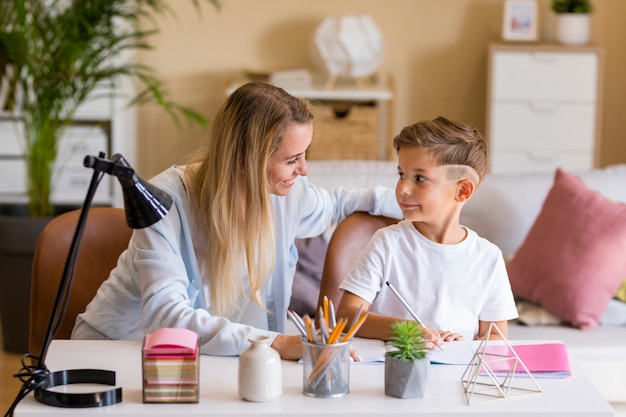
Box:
[4,153,172,416]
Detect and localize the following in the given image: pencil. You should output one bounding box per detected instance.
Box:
[348,304,364,332]
[322,295,330,328]
[328,299,337,328]
[319,317,330,343]
[287,310,307,338]
[385,281,444,351]
[341,311,368,342]
[327,318,347,344]
[304,314,315,343]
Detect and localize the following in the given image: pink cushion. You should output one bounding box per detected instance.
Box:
[507,168,626,330]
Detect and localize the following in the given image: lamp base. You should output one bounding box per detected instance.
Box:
[34,369,122,408]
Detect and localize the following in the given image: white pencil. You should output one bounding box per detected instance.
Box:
[385,281,444,351]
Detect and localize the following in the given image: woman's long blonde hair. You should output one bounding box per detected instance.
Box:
[188,82,313,316]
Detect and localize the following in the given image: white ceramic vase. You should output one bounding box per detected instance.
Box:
[556,14,590,45]
[238,335,282,402]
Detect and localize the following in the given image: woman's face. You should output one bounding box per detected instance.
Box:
[267,121,313,196]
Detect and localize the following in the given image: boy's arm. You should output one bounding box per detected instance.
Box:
[476,320,508,340]
[337,291,442,345]
[336,291,395,340]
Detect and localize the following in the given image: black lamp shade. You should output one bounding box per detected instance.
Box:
[118,177,172,229]
[84,153,173,229]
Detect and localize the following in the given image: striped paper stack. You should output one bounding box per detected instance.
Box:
[142,328,199,403]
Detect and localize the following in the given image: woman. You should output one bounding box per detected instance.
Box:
[72,82,400,359]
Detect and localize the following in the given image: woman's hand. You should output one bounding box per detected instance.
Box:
[271,334,303,360]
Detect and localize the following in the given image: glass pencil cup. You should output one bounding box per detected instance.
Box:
[301,338,352,398]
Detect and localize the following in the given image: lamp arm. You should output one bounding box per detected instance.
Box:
[4,155,110,417]
[36,165,103,368]
[5,152,171,415]
[84,154,135,179]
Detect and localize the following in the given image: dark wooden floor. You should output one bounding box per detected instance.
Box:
[0,344,23,413]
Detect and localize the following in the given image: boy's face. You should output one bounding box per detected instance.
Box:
[395,146,461,224]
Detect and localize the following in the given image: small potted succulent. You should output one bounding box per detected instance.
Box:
[384,320,431,399]
[550,0,594,45]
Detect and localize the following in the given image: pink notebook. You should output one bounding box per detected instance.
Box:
[479,342,571,378]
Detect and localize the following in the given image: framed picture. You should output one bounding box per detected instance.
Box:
[502,0,538,41]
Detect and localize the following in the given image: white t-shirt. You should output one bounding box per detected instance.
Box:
[339,220,519,339]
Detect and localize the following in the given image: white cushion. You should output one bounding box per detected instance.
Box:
[461,164,626,257]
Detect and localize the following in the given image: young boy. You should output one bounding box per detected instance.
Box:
[336,116,518,346]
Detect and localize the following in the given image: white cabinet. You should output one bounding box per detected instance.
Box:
[0,119,112,205]
[486,44,603,174]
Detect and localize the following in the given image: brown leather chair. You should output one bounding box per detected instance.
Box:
[317,212,399,311]
[29,207,132,354]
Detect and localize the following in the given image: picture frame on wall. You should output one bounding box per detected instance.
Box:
[502,0,538,41]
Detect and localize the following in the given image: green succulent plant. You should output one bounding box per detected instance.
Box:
[385,320,429,361]
[551,0,594,14]
[0,0,219,218]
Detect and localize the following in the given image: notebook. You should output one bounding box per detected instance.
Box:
[352,338,475,365]
[479,342,571,379]
[353,337,572,379]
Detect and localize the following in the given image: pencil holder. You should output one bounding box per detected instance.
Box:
[301,338,351,398]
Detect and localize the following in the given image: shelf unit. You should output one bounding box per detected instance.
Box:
[486,43,603,174]
[0,80,137,209]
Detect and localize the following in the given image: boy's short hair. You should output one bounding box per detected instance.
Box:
[392,116,488,183]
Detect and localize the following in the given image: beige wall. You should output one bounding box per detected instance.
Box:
[135,0,626,178]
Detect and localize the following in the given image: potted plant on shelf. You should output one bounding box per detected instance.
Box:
[551,0,594,45]
[0,0,219,352]
[384,320,431,399]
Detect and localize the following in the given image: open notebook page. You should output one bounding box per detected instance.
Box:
[352,338,474,365]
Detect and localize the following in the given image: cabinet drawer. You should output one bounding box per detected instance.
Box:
[0,160,26,193]
[0,161,112,204]
[490,102,595,151]
[0,122,108,159]
[491,51,598,101]
[0,121,24,155]
[51,168,112,205]
[57,125,109,168]
[489,150,593,174]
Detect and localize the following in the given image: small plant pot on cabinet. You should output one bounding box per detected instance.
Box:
[556,14,590,45]
[384,357,430,399]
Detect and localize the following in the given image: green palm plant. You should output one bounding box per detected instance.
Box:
[0,0,219,217]
[386,320,428,361]
[551,0,593,14]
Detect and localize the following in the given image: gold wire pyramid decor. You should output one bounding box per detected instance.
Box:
[461,323,542,405]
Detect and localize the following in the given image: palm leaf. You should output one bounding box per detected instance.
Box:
[0,0,220,217]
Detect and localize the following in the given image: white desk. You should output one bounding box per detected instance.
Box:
[226,79,394,160]
[15,340,614,416]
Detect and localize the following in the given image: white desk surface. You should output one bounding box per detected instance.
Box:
[14,340,614,417]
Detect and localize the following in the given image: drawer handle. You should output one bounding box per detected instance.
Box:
[528,102,557,112]
[526,151,556,162]
[531,52,559,62]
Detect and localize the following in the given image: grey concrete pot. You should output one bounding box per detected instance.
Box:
[384,356,430,399]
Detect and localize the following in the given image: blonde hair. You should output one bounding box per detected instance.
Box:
[188,82,313,315]
[392,116,488,183]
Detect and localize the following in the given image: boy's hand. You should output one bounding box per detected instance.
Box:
[420,323,444,350]
[438,330,464,342]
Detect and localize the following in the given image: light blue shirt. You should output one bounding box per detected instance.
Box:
[75,165,401,356]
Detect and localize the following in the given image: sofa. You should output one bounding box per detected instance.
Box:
[293,160,626,410]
